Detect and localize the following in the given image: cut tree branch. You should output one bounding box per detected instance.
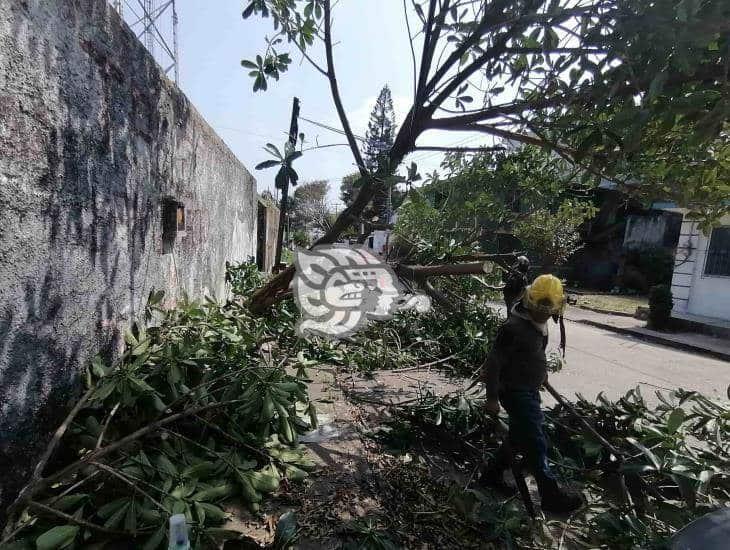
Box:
[7,399,248,519]
[27,501,142,537]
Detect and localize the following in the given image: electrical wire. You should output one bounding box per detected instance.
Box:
[299,116,367,142]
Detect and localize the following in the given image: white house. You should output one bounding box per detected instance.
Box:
[656,203,730,324]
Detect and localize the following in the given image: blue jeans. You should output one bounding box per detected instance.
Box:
[499,389,554,481]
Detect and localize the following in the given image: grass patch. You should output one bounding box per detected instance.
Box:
[573,293,648,315]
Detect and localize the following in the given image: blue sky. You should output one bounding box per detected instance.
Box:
[120,1,494,207]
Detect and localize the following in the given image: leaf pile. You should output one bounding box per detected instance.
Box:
[2,264,318,549]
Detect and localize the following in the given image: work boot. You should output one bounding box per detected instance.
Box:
[537,476,583,513]
[479,445,516,496]
[479,465,517,496]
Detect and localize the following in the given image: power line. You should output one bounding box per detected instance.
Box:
[299,116,366,142]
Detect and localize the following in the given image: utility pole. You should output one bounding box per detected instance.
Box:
[274,97,300,269]
[120,0,180,84]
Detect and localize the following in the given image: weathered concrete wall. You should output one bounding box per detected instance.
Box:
[256,199,279,272]
[0,0,257,506]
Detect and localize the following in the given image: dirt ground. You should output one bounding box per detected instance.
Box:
[223,365,497,548]
[222,365,574,549]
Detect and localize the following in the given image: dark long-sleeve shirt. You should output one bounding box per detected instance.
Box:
[483,311,548,399]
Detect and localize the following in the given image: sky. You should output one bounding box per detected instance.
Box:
[119,0,496,208]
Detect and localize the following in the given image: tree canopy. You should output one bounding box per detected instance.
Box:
[394,146,597,267]
[242,0,730,310]
[291,180,332,231]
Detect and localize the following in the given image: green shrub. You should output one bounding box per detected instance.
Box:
[624,246,675,289]
[648,284,673,329]
[292,229,310,247]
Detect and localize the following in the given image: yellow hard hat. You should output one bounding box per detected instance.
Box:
[523,274,566,315]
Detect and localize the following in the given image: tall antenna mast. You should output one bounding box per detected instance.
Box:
[114,0,180,84]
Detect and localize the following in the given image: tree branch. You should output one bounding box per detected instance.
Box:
[323,0,367,174]
[27,501,143,537]
[463,124,577,155]
[411,145,505,153]
[8,399,248,517]
[397,261,496,278]
[30,387,94,484]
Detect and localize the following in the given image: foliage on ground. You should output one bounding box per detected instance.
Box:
[383,384,730,549]
[2,264,318,549]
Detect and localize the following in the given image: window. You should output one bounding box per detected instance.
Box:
[162,200,185,254]
[704,226,730,277]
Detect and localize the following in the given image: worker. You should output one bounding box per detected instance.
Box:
[480,274,582,513]
[502,255,530,315]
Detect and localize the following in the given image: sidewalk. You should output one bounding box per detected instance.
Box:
[563,306,730,363]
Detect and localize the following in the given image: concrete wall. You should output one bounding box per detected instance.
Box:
[0,0,257,505]
[256,199,279,272]
[671,214,730,321]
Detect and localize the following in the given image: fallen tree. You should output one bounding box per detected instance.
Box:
[242,0,730,313]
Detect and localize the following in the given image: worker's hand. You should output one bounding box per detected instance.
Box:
[485,398,500,416]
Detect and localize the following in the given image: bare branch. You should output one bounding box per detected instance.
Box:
[8,399,249,516]
[464,124,577,155]
[27,501,142,537]
[90,461,168,513]
[30,387,94,484]
[323,0,367,174]
[412,145,504,153]
[292,38,328,76]
[403,0,419,102]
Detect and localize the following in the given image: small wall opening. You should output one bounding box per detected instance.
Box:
[162,199,185,254]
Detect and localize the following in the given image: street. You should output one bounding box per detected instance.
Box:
[547,318,729,403]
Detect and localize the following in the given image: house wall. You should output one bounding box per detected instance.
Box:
[671,214,730,321]
[368,230,391,257]
[0,0,257,507]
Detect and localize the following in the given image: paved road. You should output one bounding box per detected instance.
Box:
[547,318,729,403]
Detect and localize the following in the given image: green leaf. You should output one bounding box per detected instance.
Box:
[265,143,282,158]
[91,356,106,378]
[672,473,697,508]
[124,327,138,347]
[142,524,166,550]
[648,70,668,100]
[666,408,686,433]
[124,499,137,532]
[157,454,178,477]
[256,159,281,170]
[198,502,228,521]
[242,2,256,19]
[98,497,129,519]
[104,501,131,528]
[626,437,661,471]
[51,494,88,512]
[274,511,297,549]
[35,525,79,550]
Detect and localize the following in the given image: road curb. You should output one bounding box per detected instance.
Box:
[573,319,730,363]
[570,304,636,318]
